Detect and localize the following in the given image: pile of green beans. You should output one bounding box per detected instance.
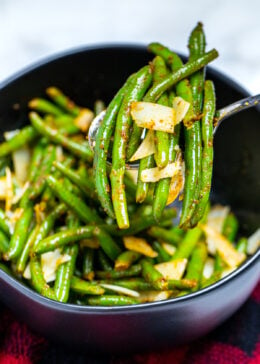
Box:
[94,23,218,229]
[0,23,253,306]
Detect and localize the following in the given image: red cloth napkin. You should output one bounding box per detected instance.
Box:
[0,282,259,364]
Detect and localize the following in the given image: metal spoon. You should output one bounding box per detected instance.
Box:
[88,94,260,169]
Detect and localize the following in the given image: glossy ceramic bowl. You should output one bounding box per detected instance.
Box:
[0,45,259,354]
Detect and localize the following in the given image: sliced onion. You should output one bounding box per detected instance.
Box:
[154,259,187,280]
[0,177,7,199]
[138,290,172,303]
[5,167,13,212]
[131,101,177,133]
[221,267,236,279]
[206,205,230,254]
[167,155,185,205]
[247,228,260,255]
[201,224,246,267]
[4,129,19,140]
[207,205,230,233]
[129,130,155,162]
[202,257,214,279]
[41,248,71,283]
[74,108,94,132]
[12,147,31,184]
[123,236,158,258]
[141,161,181,183]
[172,97,190,123]
[100,283,140,298]
[161,242,176,256]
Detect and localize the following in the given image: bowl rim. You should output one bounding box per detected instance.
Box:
[0,43,259,313]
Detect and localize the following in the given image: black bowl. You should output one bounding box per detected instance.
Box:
[0,44,259,354]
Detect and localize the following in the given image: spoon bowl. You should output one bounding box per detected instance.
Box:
[0,44,259,353]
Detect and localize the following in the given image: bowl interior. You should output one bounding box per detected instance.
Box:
[0,44,259,235]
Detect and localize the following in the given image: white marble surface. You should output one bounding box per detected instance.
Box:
[0,0,259,94]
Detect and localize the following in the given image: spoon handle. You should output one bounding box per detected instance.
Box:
[214,94,260,134]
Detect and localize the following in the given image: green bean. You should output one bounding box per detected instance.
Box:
[28,138,47,182]
[96,228,122,260]
[168,279,197,290]
[0,126,38,157]
[46,87,81,116]
[144,49,218,102]
[152,124,181,221]
[70,276,105,295]
[88,295,138,306]
[50,114,75,126]
[0,230,9,253]
[94,100,106,116]
[147,48,185,221]
[0,263,12,275]
[94,74,135,219]
[201,270,221,289]
[29,112,93,162]
[189,22,206,115]
[46,175,102,224]
[236,237,248,253]
[32,204,66,252]
[54,245,78,303]
[124,171,138,200]
[172,227,202,260]
[111,66,152,228]
[29,144,56,200]
[148,226,182,245]
[148,44,205,227]
[191,81,215,225]
[141,259,167,290]
[136,154,155,203]
[222,213,239,242]
[0,208,11,237]
[102,207,177,237]
[148,42,182,66]
[53,161,97,200]
[101,278,151,291]
[115,251,141,270]
[98,250,113,271]
[53,213,79,302]
[185,242,207,288]
[4,207,33,261]
[152,241,171,263]
[187,23,205,223]
[177,79,198,228]
[28,98,64,116]
[0,156,11,177]
[214,253,225,273]
[30,257,57,300]
[16,224,39,273]
[82,248,95,280]
[34,226,121,261]
[152,56,169,169]
[126,123,143,164]
[41,156,75,203]
[95,264,142,279]
[33,227,95,254]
